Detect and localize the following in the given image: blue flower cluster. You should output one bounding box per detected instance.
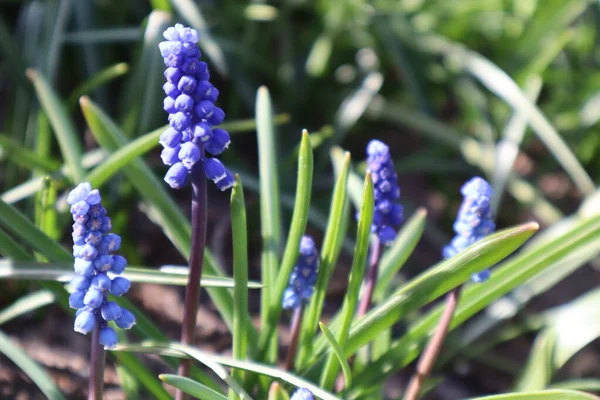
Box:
[282,235,319,310]
[158,24,234,190]
[291,388,314,400]
[442,177,496,282]
[366,140,403,244]
[67,183,136,349]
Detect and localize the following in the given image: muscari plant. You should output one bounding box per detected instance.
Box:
[1,11,600,400]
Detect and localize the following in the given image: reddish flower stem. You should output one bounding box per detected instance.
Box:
[88,326,105,400]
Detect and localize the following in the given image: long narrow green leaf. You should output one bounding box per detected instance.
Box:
[0,290,55,325]
[351,215,600,394]
[319,322,352,389]
[0,134,61,172]
[116,351,172,400]
[297,151,350,367]
[27,69,85,182]
[256,87,281,351]
[321,172,374,389]
[67,62,129,108]
[467,389,600,400]
[161,375,228,400]
[515,329,556,391]
[0,330,65,400]
[231,176,250,400]
[258,131,313,358]
[549,379,600,392]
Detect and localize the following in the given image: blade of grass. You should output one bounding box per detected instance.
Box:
[320,172,374,390]
[230,175,249,400]
[160,375,228,400]
[466,389,600,400]
[67,62,129,108]
[0,134,61,172]
[0,290,55,325]
[318,322,352,390]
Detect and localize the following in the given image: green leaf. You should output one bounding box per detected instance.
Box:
[311,222,539,365]
[117,342,341,400]
[160,375,228,400]
[320,172,374,389]
[116,351,172,400]
[549,379,600,392]
[67,62,129,108]
[318,322,352,390]
[0,290,55,325]
[515,329,556,391]
[258,131,313,358]
[231,176,250,399]
[26,69,85,183]
[466,389,600,400]
[0,134,61,172]
[0,330,66,400]
[297,151,350,368]
[256,86,282,344]
[268,382,290,400]
[373,208,428,302]
[0,260,263,289]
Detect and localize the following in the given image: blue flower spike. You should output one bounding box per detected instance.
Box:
[443,177,496,282]
[282,236,319,310]
[291,388,314,400]
[159,23,234,190]
[68,182,135,349]
[366,140,404,244]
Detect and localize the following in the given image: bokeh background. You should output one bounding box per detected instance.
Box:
[0,0,599,399]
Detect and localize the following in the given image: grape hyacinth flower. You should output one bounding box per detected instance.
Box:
[158,23,234,190]
[366,140,403,244]
[282,236,319,310]
[291,388,314,400]
[443,177,496,282]
[68,182,135,350]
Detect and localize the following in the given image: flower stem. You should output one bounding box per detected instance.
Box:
[357,236,381,318]
[403,286,463,400]
[285,305,304,371]
[176,162,208,400]
[88,326,105,400]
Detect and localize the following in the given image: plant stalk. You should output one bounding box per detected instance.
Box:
[88,326,105,400]
[176,162,208,400]
[403,286,463,400]
[285,305,304,371]
[356,236,381,318]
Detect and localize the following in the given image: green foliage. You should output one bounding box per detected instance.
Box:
[0,1,599,399]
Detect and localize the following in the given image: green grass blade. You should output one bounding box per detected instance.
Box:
[256,86,282,346]
[0,290,55,325]
[549,379,600,392]
[373,208,427,302]
[297,151,350,368]
[116,351,172,400]
[160,375,228,400]
[231,176,250,400]
[67,62,129,108]
[0,134,61,172]
[26,69,85,182]
[320,172,374,390]
[258,131,313,358]
[514,329,556,391]
[0,228,31,260]
[467,390,600,400]
[318,322,352,390]
[0,330,66,400]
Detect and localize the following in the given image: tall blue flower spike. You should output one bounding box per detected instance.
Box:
[291,388,314,400]
[443,177,496,282]
[282,236,319,310]
[366,140,404,244]
[68,183,136,349]
[159,23,234,190]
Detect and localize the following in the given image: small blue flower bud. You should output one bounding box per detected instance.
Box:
[70,275,91,291]
[87,205,105,218]
[73,213,88,224]
[67,183,92,205]
[72,222,87,236]
[169,111,192,131]
[282,235,319,309]
[85,231,102,246]
[158,40,182,57]
[79,244,98,261]
[178,142,201,169]
[100,217,112,233]
[94,255,114,272]
[83,288,104,309]
[192,123,212,143]
[291,388,314,400]
[69,291,86,309]
[177,75,196,93]
[85,189,101,205]
[163,96,177,113]
[163,81,180,98]
[109,277,131,296]
[161,146,181,166]
[207,107,225,125]
[215,170,234,191]
[194,100,214,120]
[282,288,300,310]
[101,302,123,321]
[110,256,127,275]
[175,94,194,112]
[205,128,230,155]
[164,67,182,84]
[181,58,202,75]
[160,128,183,148]
[98,234,121,254]
[115,309,136,329]
[74,310,96,334]
[74,258,95,277]
[164,163,189,189]
[70,200,90,217]
[204,158,226,182]
[99,326,118,350]
[91,273,112,291]
[87,217,103,231]
[72,233,86,246]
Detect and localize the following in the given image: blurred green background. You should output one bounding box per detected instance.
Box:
[0,0,599,398]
